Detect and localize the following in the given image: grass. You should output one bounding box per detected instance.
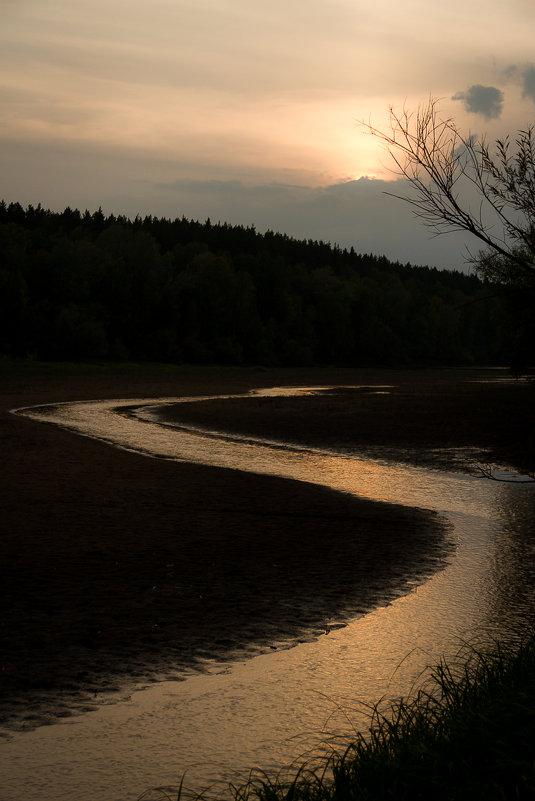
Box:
[142,635,535,801]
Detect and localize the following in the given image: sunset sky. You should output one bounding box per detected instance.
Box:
[2,0,535,269]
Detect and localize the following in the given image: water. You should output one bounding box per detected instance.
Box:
[4,387,535,801]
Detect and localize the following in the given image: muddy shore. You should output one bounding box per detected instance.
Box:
[1,363,532,734]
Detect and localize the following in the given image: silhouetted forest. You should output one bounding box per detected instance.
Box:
[0,200,510,366]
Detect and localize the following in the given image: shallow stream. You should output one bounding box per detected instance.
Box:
[4,387,535,801]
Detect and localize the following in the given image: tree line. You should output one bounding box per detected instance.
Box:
[0,200,512,366]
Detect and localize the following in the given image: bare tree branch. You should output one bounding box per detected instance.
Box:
[360,99,535,279]
[476,463,535,483]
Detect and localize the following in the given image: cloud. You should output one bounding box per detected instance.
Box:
[147,174,474,270]
[503,63,535,105]
[520,65,535,103]
[452,84,504,119]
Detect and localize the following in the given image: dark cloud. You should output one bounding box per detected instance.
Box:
[521,65,535,102]
[452,84,504,119]
[148,175,474,269]
[503,63,535,103]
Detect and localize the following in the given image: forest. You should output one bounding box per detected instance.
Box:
[0,200,516,367]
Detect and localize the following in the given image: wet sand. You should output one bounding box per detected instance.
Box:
[1,364,531,733]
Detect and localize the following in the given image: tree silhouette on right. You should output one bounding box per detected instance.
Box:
[362,98,535,375]
[362,98,535,283]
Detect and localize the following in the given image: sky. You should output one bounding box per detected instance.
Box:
[2,0,535,270]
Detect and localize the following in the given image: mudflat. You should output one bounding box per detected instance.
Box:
[1,363,532,733]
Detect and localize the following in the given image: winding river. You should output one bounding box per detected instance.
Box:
[3,387,535,801]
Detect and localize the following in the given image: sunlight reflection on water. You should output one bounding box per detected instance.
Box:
[5,387,535,801]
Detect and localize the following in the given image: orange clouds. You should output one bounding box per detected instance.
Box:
[2,0,535,265]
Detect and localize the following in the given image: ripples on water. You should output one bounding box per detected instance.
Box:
[4,387,535,801]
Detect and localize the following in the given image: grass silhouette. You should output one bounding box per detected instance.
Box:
[142,634,535,801]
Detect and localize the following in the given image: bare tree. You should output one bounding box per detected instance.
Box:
[361,98,535,282]
[362,99,535,479]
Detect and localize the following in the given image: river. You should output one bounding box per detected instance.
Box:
[3,387,535,801]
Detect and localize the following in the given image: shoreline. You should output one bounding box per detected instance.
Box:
[1,363,531,734]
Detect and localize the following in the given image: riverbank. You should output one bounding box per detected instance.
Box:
[0,362,532,734]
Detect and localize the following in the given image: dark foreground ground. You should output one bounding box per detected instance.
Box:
[0,362,533,734]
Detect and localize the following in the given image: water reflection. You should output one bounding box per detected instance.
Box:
[486,484,535,631]
[6,388,535,801]
[16,390,506,520]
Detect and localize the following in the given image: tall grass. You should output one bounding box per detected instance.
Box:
[142,634,535,801]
